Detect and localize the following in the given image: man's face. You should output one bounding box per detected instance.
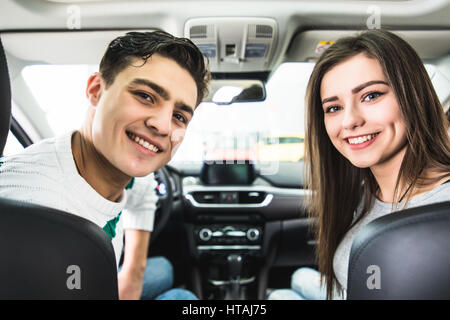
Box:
[88,54,198,177]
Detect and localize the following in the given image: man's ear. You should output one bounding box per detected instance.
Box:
[86,72,103,107]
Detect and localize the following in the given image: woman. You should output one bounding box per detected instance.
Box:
[269,29,450,300]
[306,29,450,299]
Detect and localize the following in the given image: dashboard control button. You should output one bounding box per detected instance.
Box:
[247,228,260,241]
[199,228,212,241]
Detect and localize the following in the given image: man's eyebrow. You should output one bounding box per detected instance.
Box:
[351,80,389,94]
[130,78,170,100]
[321,80,389,105]
[175,103,194,117]
[130,78,195,114]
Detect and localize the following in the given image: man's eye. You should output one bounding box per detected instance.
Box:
[174,113,187,124]
[325,106,341,114]
[134,91,154,103]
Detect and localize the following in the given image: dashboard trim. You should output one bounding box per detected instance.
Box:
[197,245,261,251]
[184,193,274,208]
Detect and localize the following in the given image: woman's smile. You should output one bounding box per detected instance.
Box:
[345,132,380,150]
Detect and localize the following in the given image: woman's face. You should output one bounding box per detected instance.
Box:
[320,53,407,169]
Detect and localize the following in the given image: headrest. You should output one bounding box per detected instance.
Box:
[425,64,450,108]
[0,37,12,156]
[0,197,118,299]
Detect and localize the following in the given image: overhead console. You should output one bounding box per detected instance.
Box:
[184,17,278,73]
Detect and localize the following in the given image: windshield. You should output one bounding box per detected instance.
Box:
[21,62,314,173]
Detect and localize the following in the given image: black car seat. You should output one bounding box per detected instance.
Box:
[347,201,450,299]
[0,37,118,299]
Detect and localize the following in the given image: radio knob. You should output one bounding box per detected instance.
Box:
[246,228,260,241]
[199,228,212,241]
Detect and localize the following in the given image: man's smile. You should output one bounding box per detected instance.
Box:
[126,130,163,153]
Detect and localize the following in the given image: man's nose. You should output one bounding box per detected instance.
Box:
[342,102,365,131]
[145,108,172,137]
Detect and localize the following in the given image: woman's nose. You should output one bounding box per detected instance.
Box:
[342,103,365,131]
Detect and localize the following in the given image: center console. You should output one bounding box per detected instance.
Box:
[177,161,311,300]
[183,162,268,299]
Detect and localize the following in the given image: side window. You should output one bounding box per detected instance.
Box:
[3,130,24,156]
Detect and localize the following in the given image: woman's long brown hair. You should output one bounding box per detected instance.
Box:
[304,30,450,299]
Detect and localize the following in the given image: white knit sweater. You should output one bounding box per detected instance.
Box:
[0,131,158,266]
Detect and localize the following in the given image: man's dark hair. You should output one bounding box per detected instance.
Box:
[100,30,210,106]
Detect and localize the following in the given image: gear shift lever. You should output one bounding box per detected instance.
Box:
[227,254,242,299]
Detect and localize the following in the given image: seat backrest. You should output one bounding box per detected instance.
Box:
[347,201,450,300]
[0,38,118,299]
[0,198,119,299]
[0,38,11,156]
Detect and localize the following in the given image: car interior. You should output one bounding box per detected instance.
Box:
[0,0,449,300]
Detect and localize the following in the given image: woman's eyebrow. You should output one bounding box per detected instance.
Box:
[322,80,389,105]
[351,80,389,94]
[322,96,338,105]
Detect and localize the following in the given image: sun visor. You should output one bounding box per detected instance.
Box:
[184,17,278,73]
[286,30,450,62]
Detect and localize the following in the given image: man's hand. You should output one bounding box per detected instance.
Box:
[118,229,151,300]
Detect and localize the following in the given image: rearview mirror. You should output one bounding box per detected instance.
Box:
[204,79,266,105]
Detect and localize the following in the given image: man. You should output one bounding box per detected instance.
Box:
[0,31,210,299]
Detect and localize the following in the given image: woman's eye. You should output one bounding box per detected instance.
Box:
[325,106,341,114]
[363,91,384,102]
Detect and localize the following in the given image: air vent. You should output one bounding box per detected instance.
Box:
[256,25,273,38]
[249,24,273,38]
[193,192,220,204]
[190,191,267,205]
[190,25,208,38]
[238,191,266,204]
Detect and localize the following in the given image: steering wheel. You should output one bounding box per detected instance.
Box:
[151,166,174,243]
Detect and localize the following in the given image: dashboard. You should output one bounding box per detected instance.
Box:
[158,161,316,299]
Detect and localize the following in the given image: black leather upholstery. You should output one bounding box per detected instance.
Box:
[347,201,450,300]
[0,37,118,299]
[0,38,11,156]
[0,198,118,299]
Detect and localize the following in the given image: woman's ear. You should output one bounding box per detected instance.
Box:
[86,72,103,107]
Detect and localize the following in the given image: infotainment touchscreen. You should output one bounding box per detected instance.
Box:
[200,161,256,185]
